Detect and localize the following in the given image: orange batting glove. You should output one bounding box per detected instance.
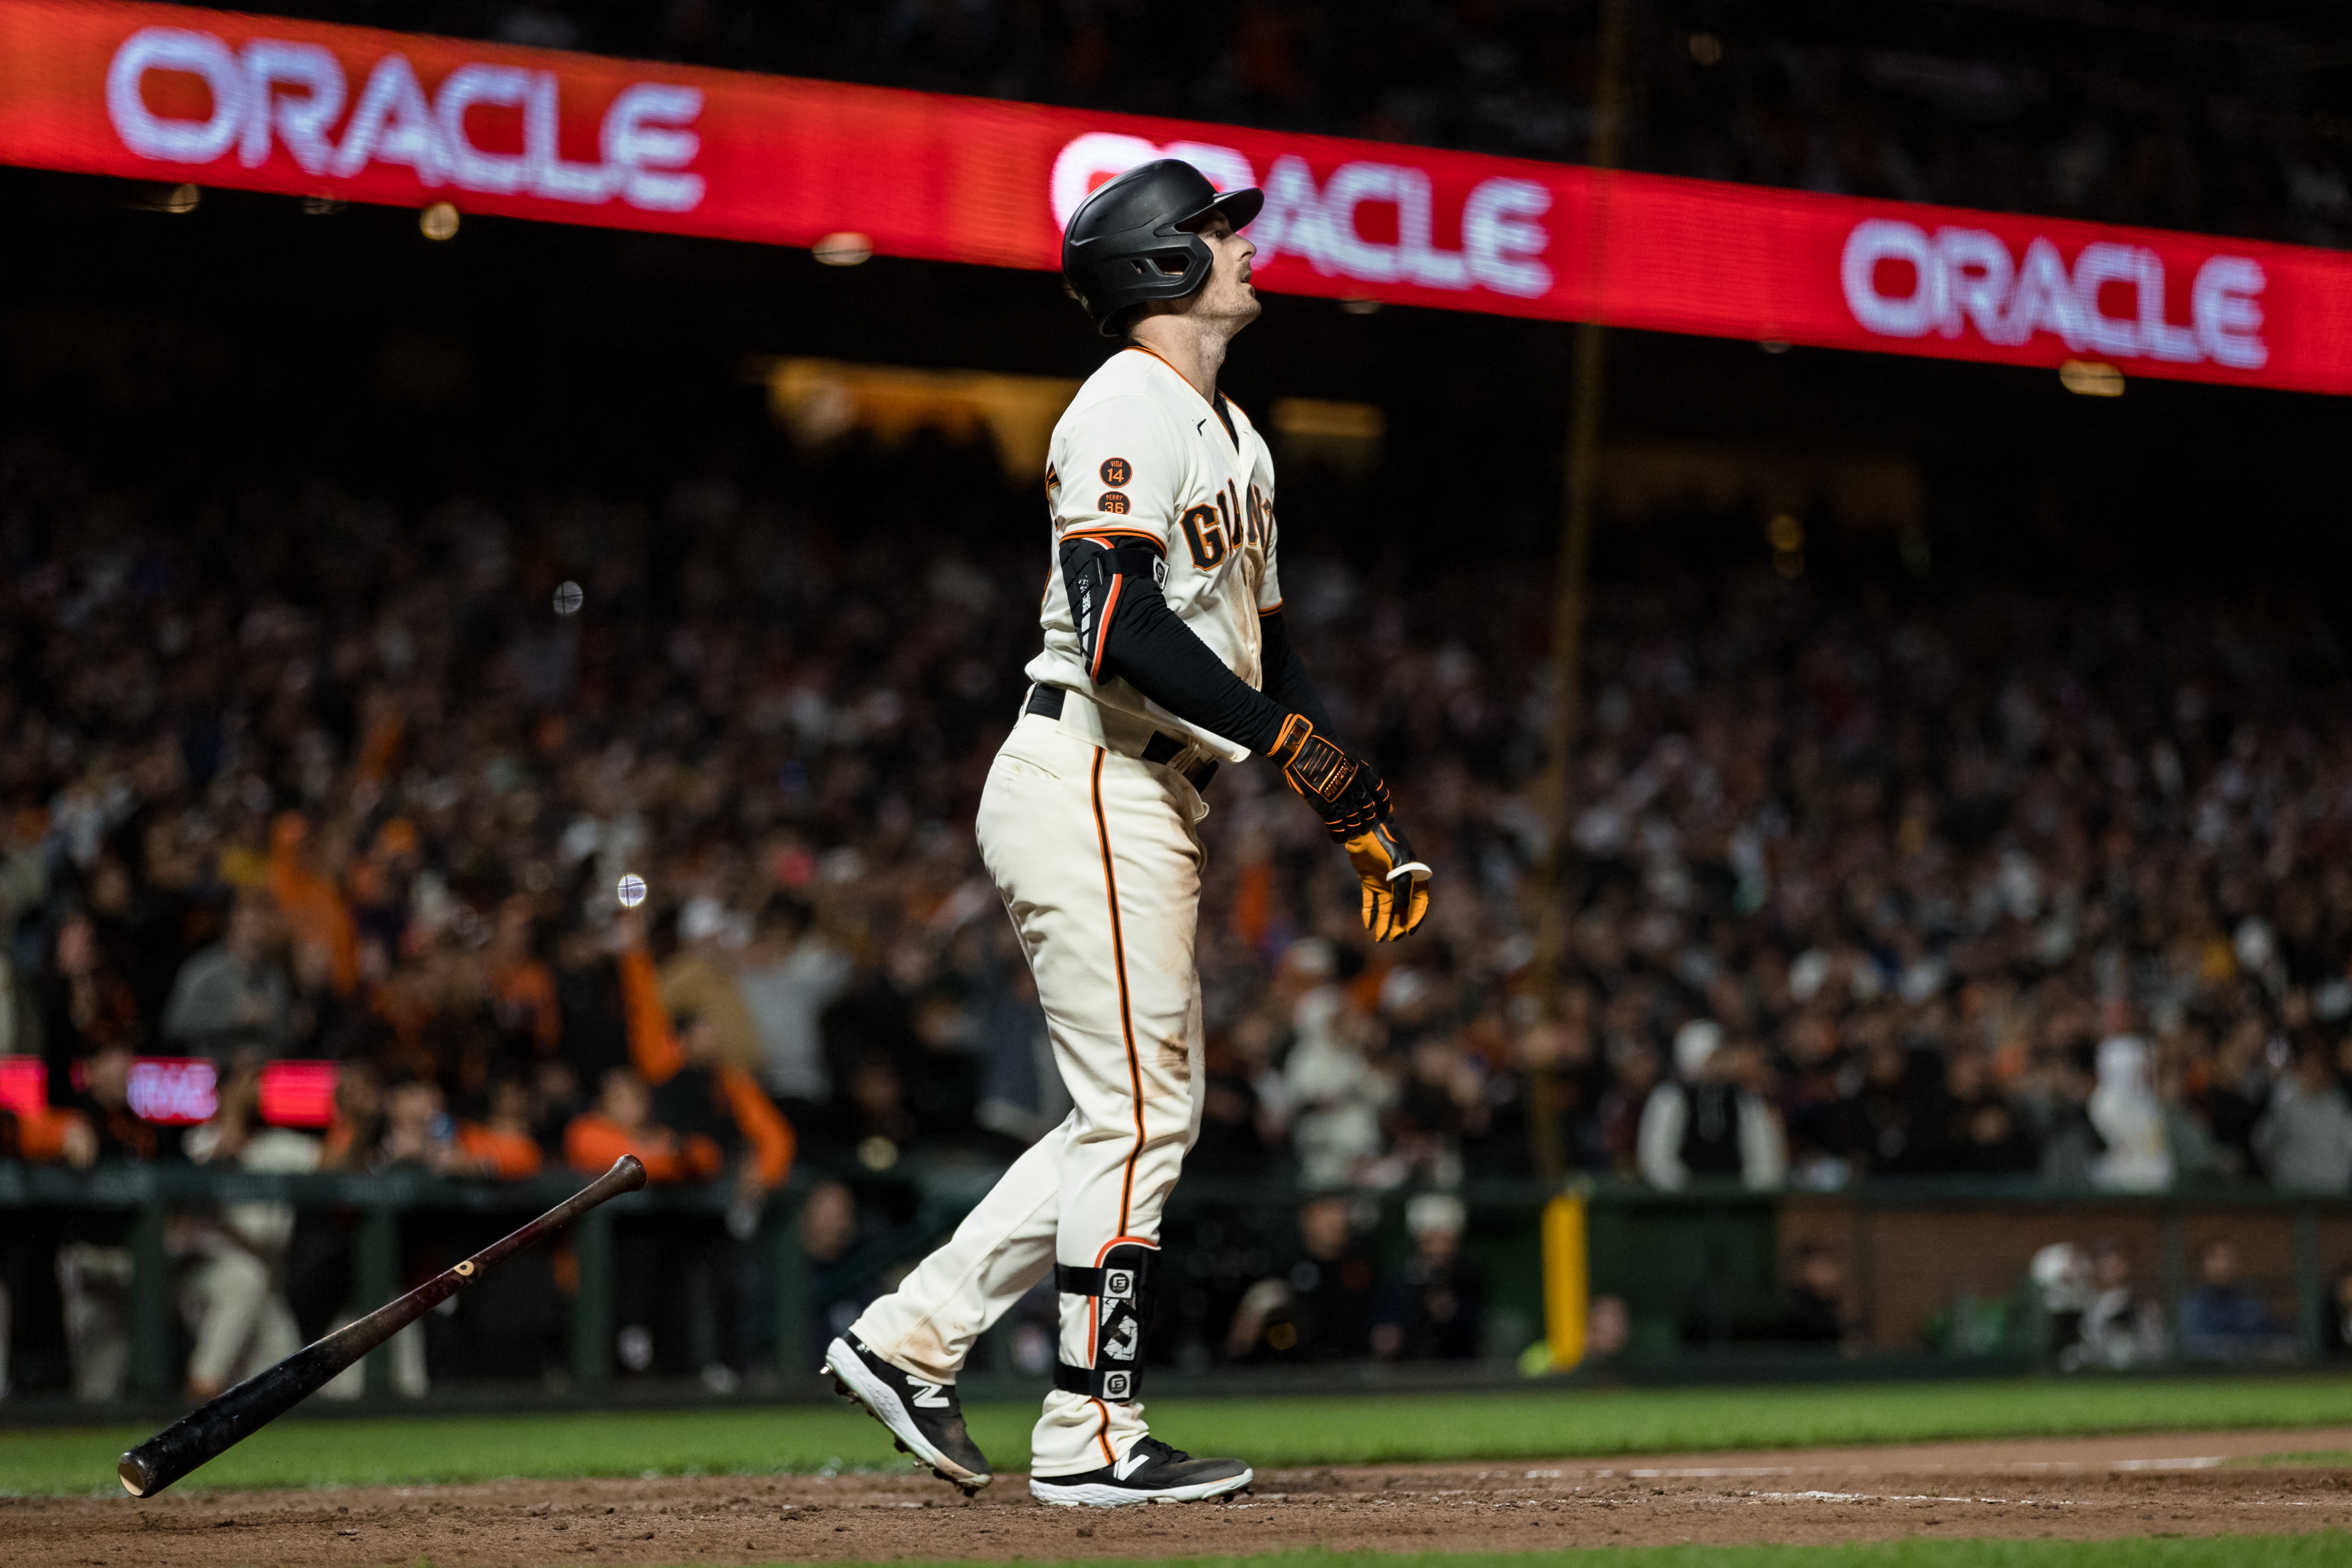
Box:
[1344,820,1431,941]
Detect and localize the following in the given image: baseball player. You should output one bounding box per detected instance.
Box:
[823,159,1431,1507]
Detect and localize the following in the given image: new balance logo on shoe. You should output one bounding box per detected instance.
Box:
[1114,1448,1152,1481]
[822,1336,993,1495]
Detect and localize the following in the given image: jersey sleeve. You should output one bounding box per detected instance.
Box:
[1052,395,1184,550]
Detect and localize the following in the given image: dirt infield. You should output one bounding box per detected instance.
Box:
[7,1427,2351,1565]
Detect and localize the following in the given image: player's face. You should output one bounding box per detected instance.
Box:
[1187,214,1261,327]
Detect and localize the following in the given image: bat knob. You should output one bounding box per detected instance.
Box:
[118,1452,153,1497]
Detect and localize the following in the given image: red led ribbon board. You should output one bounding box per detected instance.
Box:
[0,1057,43,1117]
[5,0,2352,394]
[258,1058,338,1128]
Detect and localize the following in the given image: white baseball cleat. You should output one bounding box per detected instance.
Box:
[1029,1437,1253,1507]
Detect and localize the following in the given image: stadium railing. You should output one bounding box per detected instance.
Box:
[5,1162,2346,1408]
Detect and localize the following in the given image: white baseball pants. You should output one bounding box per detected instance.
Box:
[849,701,1207,1476]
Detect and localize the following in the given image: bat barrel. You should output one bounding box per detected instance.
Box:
[118,1338,348,1495]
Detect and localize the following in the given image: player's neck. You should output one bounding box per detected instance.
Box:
[1128,317,1233,407]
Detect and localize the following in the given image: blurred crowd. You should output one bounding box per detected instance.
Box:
[9,412,2352,1394]
[246,0,2352,250]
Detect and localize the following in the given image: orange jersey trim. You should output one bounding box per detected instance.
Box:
[1060,527,1166,550]
[1091,1397,1116,1463]
[1120,341,1193,390]
[1090,573,1124,683]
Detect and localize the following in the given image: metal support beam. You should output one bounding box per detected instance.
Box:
[356,1206,398,1398]
[1527,0,1631,1177]
[2294,1203,2323,1363]
[570,1204,615,1391]
[2160,1204,2188,1348]
[771,1191,810,1386]
[126,1201,172,1400]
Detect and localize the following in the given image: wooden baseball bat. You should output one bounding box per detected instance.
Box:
[117,1154,647,1498]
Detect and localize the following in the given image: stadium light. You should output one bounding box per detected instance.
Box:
[1769,513,1806,579]
[754,356,1080,483]
[134,182,199,213]
[2060,359,2126,396]
[813,232,873,266]
[1272,397,1387,474]
[1272,399,1386,440]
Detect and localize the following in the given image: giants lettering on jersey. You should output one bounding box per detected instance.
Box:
[1028,348,1278,761]
[1176,481,1270,572]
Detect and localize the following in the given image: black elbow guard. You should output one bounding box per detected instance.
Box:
[1060,534,1167,685]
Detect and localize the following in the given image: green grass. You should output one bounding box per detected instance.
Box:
[711,1541,2344,1568]
[5,1376,2352,1495]
[2230,1449,2352,1469]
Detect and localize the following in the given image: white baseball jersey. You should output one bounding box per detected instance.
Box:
[1025,345,1282,757]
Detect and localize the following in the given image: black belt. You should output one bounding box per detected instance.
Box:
[1026,685,1217,791]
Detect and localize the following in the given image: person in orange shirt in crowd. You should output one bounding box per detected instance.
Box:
[4,1097,95,1166]
[268,813,358,998]
[453,1076,544,1180]
[485,897,562,1058]
[564,929,795,1387]
[563,1064,716,1183]
[344,816,422,962]
[377,1077,467,1172]
[592,923,794,1201]
[562,995,792,1200]
[366,1076,540,1180]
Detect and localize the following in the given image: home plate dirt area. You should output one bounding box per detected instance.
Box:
[8,1428,2352,1566]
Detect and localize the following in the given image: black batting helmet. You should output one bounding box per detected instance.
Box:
[1061,159,1264,338]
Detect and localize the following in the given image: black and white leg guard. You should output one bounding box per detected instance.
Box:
[1053,1239,1158,1403]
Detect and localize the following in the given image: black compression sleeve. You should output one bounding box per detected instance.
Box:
[1258,611,1336,736]
[1098,575,1288,753]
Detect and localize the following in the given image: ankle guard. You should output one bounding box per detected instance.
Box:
[1052,1239,1158,1401]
